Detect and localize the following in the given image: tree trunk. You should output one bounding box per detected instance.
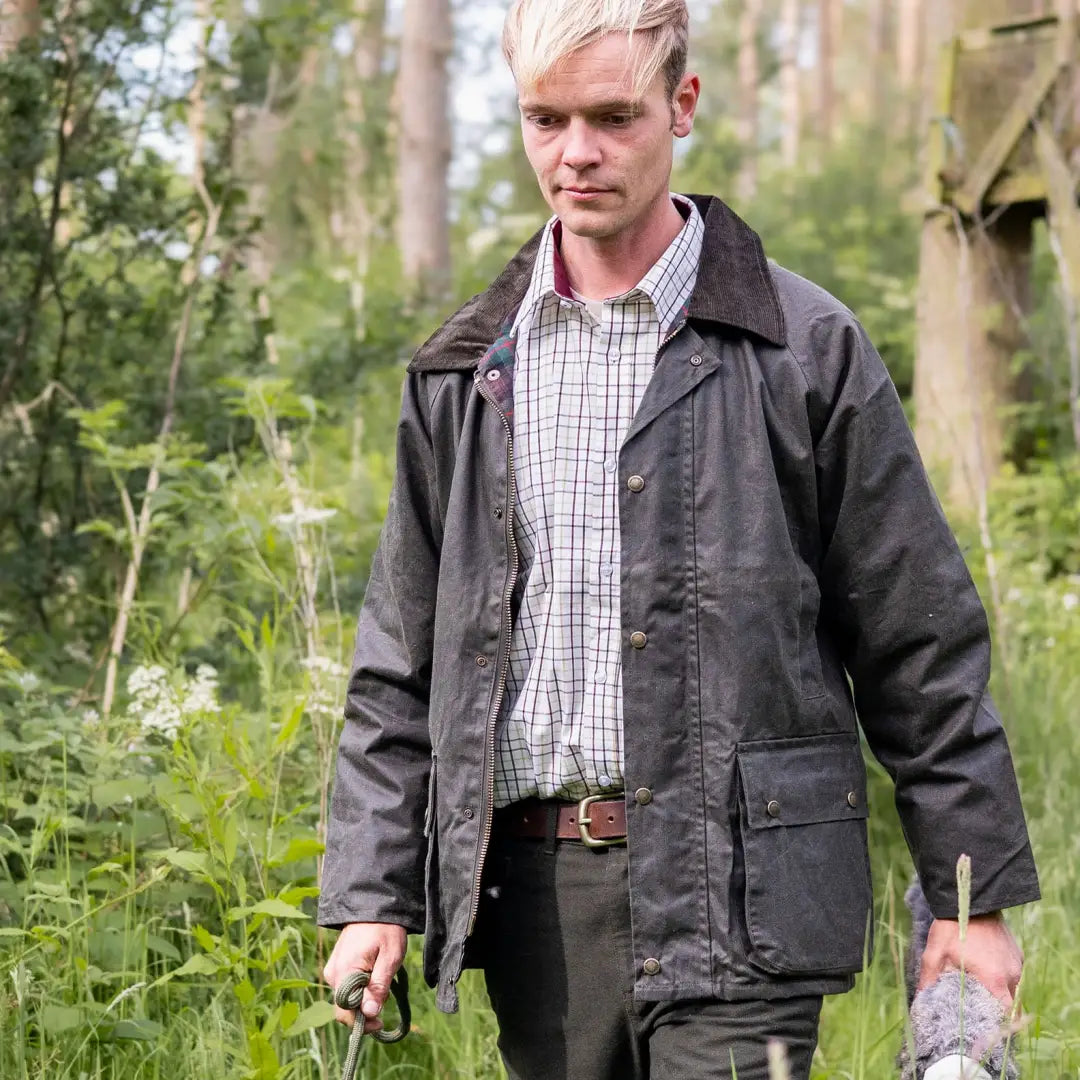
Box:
[914,208,1035,511]
[341,0,387,336]
[897,0,924,91]
[866,0,889,125]
[816,0,835,146]
[780,0,801,169]
[396,0,452,300]
[736,0,763,202]
[0,0,39,56]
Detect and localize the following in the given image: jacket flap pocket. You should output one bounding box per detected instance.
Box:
[736,733,868,830]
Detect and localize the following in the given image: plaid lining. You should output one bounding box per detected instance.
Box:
[494,195,705,808]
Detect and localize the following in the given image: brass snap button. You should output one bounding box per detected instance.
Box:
[643,958,662,976]
[476,656,489,668]
[689,354,704,367]
[630,632,648,650]
[766,799,781,819]
[627,475,645,493]
[847,791,859,809]
[635,788,654,806]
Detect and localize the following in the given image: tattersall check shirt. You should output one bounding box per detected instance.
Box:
[494,195,705,808]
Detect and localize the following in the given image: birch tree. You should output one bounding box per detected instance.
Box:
[397,0,452,299]
[0,0,38,56]
[780,0,801,169]
[736,0,763,201]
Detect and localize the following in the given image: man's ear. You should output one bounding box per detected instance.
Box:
[672,72,700,138]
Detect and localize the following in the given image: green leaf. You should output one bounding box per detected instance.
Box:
[160,848,211,876]
[167,953,225,981]
[234,979,257,1007]
[146,934,181,961]
[228,898,309,922]
[110,1018,163,1041]
[91,778,151,808]
[0,927,27,938]
[284,1001,336,1037]
[247,1031,280,1080]
[268,836,324,867]
[40,1004,84,1033]
[272,702,304,751]
[193,924,218,953]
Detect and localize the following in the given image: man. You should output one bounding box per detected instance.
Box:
[318,1,1040,1077]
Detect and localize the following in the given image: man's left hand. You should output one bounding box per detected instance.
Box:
[916,912,1023,1011]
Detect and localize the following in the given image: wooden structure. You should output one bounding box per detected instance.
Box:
[915,0,1080,512]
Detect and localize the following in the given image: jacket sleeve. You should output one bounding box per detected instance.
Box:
[811,313,1039,919]
[318,372,441,933]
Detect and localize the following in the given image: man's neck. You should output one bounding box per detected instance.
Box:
[559,194,685,300]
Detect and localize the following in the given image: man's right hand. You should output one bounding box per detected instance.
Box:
[323,922,408,1033]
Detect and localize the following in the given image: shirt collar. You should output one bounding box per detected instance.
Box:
[512,194,704,337]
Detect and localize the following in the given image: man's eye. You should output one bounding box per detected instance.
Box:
[605,114,634,126]
[529,116,558,129]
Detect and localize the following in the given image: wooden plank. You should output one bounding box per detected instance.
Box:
[952,47,1065,214]
[925,38,960,208]
[985,172,1049,204]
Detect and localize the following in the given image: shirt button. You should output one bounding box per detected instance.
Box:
[604,457,618,473]
[600,563,614,578]
[608,347,621,364]
[643,958,662,976]
[635,787,654,806]
[627,475,645,493]
[630,632,648,650]
[595,670,608,685]
[597,774,612,788]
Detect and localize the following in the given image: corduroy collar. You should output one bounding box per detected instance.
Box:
[408,194,786,374]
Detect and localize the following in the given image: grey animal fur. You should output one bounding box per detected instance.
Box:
[899,881,1019,1080]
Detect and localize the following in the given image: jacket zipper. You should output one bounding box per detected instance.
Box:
[468,372,520,937]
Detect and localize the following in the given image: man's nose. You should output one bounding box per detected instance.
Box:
[560,119,602,170]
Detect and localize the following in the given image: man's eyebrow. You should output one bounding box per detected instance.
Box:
[518,98,643,115]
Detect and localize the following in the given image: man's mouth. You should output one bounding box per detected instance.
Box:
[561,187,613,201]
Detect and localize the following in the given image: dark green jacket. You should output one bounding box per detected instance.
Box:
[318,195,1039,1014]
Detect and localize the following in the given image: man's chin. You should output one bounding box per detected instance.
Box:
[556,202,623,240]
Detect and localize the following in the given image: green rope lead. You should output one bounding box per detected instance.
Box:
[334,967,411,1080]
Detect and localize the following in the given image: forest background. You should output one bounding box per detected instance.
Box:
[1,0,1079,1077]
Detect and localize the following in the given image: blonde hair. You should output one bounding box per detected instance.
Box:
[502,0,690,102]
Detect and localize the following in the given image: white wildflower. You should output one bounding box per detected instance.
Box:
[306,684,339,719]
[182,664,221,715]
[1063,593,1078,613]
[1006,587,1024,604]
[1045,636,1057,650]
[14,671,40,693]
[82,708,101,727]
[301,655,347,679]
[272,507,337,530]
[126,664,183,741]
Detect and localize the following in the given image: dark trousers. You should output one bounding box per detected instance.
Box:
[474,830,822,1080]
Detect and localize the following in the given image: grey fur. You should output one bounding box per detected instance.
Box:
[899,882,1019,1080]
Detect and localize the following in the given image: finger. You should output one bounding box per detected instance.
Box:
[334,1004,355,1028]
[362,945,404,1019]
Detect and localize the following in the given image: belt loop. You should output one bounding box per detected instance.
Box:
[543,802,558,855]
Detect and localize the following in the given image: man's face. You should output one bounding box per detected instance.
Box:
[518,34,698,242]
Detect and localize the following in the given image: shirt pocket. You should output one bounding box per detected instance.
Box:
[735,732,873,976]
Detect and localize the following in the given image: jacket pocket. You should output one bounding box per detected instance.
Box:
[735,732,872,976]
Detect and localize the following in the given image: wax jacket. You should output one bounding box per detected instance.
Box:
[318,195,1039,1014]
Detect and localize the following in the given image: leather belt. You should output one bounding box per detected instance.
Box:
[494,795,627,848]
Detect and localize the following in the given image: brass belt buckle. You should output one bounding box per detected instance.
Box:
[577,794,626,848]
